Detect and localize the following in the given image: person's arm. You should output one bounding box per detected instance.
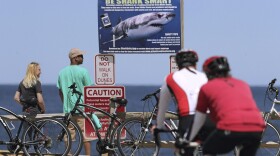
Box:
[58,89,64,103]
[57,76,64,103]
[156,82,172,129]
[34,81,45,113]
[37,92,46,113]
[14,91,23,106]
[188,111,207,141]
[84,69,93,86]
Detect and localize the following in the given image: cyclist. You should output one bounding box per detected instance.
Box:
[188,56,265,156]
[154,49,214,155]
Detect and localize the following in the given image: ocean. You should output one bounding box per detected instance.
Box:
[0,85,276,155]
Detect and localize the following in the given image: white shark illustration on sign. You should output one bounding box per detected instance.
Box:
[102,12,175,45]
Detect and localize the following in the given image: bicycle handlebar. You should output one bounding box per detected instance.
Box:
[153,128,177,147]
[68,83,82,96]
[153,128,199,149]
[268,78,279,96]
[269,79,278,93]
[141,88,161,101]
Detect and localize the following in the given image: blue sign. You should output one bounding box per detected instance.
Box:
[98,0,183,53]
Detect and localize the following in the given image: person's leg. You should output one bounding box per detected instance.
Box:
[196,115,216,142]
[239,132,262,156]
[23,107,38,139]
[76,117,91,155]
[177,115,195,156]
[202,130,236,155]
[84,141,91,155]
[178,115,194,136]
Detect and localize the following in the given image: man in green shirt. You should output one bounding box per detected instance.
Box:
[57,48,93,155]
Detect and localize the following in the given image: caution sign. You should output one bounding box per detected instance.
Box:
[95,54,115,85]
[84,86,125,139]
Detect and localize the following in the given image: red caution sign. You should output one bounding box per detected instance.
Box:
[84,86,125,139]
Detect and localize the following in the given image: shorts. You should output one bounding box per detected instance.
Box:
[67,117,94,142]
[178,114,215,141]
[176,115,215,156]
[202,129,262,155]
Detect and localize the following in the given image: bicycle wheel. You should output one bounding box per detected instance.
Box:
[55,116,83,156]
[117,118,155,156]
[22,118,71,156]
[256,122,280,156]
[0,119,15,153]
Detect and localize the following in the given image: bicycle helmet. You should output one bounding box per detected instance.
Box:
[175,50,198,69]
[203,56,230,79]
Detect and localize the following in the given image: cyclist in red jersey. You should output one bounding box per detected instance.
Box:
[188,56,265,156]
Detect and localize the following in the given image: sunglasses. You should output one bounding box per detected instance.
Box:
[77,55,83,59]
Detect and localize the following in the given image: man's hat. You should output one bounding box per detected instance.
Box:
[68,48,85,59]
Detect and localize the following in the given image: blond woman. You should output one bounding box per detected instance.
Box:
[14,62,46,117]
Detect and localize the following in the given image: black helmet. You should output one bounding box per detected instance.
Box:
[203,56,230,79]
[175,50,198,69]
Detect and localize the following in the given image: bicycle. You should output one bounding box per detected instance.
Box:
[55,82,127,156]
[0,106,71,155]
[116,88,179,156]
[256,78,280,156]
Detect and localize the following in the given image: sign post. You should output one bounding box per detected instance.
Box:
[170,55,178,73]
[84,86,125,139]
[95,54,115,85]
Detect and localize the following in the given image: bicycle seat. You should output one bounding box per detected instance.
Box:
[110,97,127,106]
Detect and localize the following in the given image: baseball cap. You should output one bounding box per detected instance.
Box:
[68,48,86,59]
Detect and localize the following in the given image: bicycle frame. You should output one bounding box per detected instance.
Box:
[65,83,127,154]
[67,103,123,141]
[263,98,280,123]
[141,89,178,147]
[142,89,178,138]
[0,106,49,153]
[263,79,280,123]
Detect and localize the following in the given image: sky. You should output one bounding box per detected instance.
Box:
[1,0,280,86]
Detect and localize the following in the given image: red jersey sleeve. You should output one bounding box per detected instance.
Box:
[196,88,208,113]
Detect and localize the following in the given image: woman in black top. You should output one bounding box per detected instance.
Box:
[14,62,46,118]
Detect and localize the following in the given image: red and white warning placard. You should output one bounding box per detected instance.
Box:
[170,55,178,73]
[83,86,125,139]
[95,54,115,85]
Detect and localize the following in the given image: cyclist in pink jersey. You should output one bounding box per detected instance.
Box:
[188,56,265,156]
[154,50,215,155]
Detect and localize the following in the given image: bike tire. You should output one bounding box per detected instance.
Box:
[54,116,83,156]
[117,118,155,156]
[256,122,280,156]
[22,118,71,156]
[0,119,14,152]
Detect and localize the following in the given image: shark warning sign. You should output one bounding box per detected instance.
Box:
[98,0,183,53]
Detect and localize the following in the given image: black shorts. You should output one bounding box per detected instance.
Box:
[176,114,215,156]
[178,114,215,141]
[23,106,40,120]
[202,129,262,156]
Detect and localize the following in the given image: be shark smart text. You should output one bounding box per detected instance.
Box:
[105,0,172,5]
